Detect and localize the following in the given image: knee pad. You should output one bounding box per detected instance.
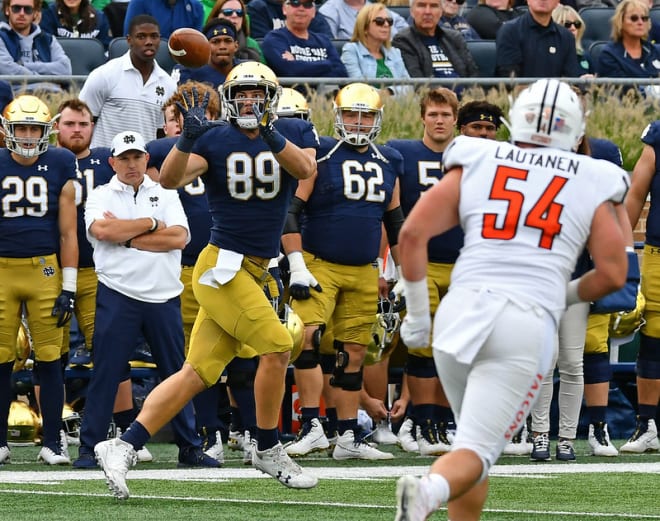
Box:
[329,340,363,391]
[406,354,438,378]
[637,334,660,378]
[319,353,335,375]
[226,369,255,389]
[293,348,320,370]
[583,353,611,384]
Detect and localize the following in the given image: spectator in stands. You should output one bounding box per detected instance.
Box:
[79,15,176,148]
[207,0,262,61]
[319,0,409,40]
[466,0,520,40]
[341,3,412,98]
[552,4,593,76]
[0,79,12,113]
[495,0,580,78]
[40,0,112,49]
[173,18,242,88]
[0,0,72,77]
[596,0,660,97]
[440,0,480,41]
[262,0,348,90]
[247,0,333,39]
[392,0,478,80]
[122,0,204,39]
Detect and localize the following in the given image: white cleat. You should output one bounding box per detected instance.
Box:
[252,442,318,489]
[397,418,419,453]
[202,430,225,464]
[372,419,399,445]
[588,422,618,457]
[228,430,245,451]
[395,475,430,521]
[137,446,154,463]
[285,418,330,456]
[95,438,137,499]
[416,422,451,457]
[333,430,394,460]
[503,424,533,456]
[0,445,10,464]
[243,430,255,465]
[620,418,660,453]
[38,433,70,466]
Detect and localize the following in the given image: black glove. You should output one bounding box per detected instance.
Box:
[253,99,286,153]
[52,290,75,327]
[175,87,225,152]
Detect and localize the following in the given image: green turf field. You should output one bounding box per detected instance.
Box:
[1,441,659,520]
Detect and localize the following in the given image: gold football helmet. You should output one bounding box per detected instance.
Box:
[609,291,646,338]
[222,62,281,129]
[12,323,32,372]
[276,88,310,120]
[334,82,383,146]
[365,298,401,366]
[7,401,40,446]
[280,304,304,362]
[62,403,81,445]
[1,95,55,158]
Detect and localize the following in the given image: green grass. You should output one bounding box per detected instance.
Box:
[2,441,659,520]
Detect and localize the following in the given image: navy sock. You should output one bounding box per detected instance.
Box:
[231,384,256,435]
[639,404,658,421]
[325,407,338,437]
[121,420,151,450]
[35,359,64,450]
[230,406,242,432]
[0,362,13,446]
[257,427,279,451]
[300,407,320,424]
[588,406,607,425]
[412,403,436,424]
[193,384,221,432]
[113,408,136,433]
[337,418,358,435]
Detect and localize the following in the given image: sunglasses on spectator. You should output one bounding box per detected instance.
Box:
[563,20,582,28]
[628,14,650,22]
[10,4,34,14]
[221,8,243,16]
[445,0,466,4]
[287,0,315,8]
[373,16,394,26]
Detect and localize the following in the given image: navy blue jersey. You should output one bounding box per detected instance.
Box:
[641,121,660,247]
[386,139,463,264]
[301,137,401,265]
[148,136,212,265]
[75,147,114,267]
[193,118,319,257]
[0,147,77,257]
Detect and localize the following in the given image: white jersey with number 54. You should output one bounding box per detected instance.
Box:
[443,135,629,323]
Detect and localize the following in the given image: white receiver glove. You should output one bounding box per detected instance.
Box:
[399,276,431,349]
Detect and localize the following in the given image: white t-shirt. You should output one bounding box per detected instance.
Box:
[443,135,630,324]
[80,51,176,148]
[84,174,190,303]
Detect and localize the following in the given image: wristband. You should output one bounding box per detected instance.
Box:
[175,134,195,153]
[62,267,77,293]
[626,246,635,253]
[263,128,286,154]
[376,257,385,278]
[124,239,132,249]
[148,217,158,233]
[287,251,306,272]
[566,278,583,307]
[403,276,430,317]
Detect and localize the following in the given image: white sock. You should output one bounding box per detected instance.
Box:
[421,473,451,511]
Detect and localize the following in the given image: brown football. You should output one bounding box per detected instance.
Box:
[168,28,211,68]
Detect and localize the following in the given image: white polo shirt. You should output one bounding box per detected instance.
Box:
[85,175,190,303]
[80,51,176,148]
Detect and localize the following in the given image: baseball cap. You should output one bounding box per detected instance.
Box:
[111,131,148,156]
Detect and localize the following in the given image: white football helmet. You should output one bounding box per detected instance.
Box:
[1,95,56,158]
[222,62,281,129]
[333,82,383,146]
[507,79,585,152]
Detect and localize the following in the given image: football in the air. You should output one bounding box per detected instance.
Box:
[168,28,211,68]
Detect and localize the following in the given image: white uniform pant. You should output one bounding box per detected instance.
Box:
[531,302,588,438]
[433,290,556,473]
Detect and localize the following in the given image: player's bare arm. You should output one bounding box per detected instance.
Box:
[273,144,317,180]
[160,149,208,189]
[626,144,655,228]
[58,179,79,269]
